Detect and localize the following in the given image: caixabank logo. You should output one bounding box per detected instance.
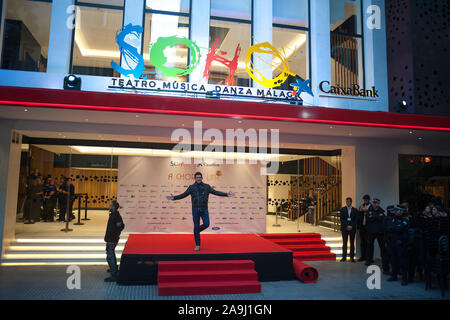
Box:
[319,81,379,98]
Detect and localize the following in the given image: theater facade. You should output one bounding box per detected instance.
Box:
[0,0,449,263]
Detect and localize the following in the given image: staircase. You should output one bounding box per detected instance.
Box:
[157,260,261,296]
[1,237,125,265]
[318,211,341,231]
[260,233,336,261]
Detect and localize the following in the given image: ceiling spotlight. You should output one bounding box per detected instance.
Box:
[395,99,408,113]
[64,74,81,90]
[24,108,28,112]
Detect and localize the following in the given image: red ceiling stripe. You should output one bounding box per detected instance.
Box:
[1,86,450,132]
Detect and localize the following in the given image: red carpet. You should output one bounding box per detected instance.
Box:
[123,233,291,255]
[118,234,295,284]
[293,260,319,283]
[158,260,261,296]
[259,233,336,261]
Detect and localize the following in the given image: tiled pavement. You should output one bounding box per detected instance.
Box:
[0,260,448,300]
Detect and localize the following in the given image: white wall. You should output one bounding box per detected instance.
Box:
[0,124,21,258]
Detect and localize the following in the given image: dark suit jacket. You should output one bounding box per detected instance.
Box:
[340,206,358,232]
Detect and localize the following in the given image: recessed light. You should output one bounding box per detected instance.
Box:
[24,108,28,112]
[329,126,333,129]
[409,130,413,134]
[238,120,242,124]
[418,137,422,140]
[135,115,139,118]
[85,118,89,121]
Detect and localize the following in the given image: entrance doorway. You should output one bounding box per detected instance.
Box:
[14,138,342,238]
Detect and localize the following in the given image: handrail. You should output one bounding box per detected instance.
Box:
[315,182,341,226]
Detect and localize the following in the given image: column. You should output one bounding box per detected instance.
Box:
[46,0,75,74]
[121,0,145,69]
[0,121,22,258]
[310,0,332,106]
[252,0,273,89]
[189,0,210,83]
[363,0,389,111]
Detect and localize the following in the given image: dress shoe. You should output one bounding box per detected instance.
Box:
[104,275,118,282]
[358,258,366,262]
[350,258,356,262]
[401,280,408,286]
[340,257,346,262]
[194,246,200,251]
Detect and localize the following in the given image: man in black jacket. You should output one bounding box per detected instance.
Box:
[365,198,386,266]
[386,205,410,285]
[340,197,358,262]
[357,194,371,262]
[167,172,233,251]
[104,200,125,282]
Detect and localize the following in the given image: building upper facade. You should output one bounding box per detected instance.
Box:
[0,0,389,112]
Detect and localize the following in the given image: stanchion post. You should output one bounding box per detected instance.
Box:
[82,193,90,221]
[74,196,84,225]
[272,207,281,227]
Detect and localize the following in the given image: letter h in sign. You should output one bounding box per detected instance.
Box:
[203,38,241,86]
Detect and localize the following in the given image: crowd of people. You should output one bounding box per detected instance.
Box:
[20,168,76,224]
[340,195,449,286]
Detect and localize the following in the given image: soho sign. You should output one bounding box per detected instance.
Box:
[110,24,302,90]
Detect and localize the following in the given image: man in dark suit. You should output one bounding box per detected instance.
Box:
[340,197,358,262]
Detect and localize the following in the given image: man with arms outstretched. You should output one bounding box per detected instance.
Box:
[167,172,234,251]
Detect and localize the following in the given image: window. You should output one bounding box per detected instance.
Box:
[329,0,364,89]
[143,0,191,81]
[1,0,52,72]
[272,0,310,90]
[208,0,252,87]
[145,0,190,14]
[70,1,124,77]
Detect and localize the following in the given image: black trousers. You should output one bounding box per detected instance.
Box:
[106,242,118,277]
[59,198,67,221]
[367,232,386,263]
[358,226,368,260]
[383,237,391,272]
[408,235,424,280]
[43,198,55,221]
[390,240,408,280]
[342,229,356,258]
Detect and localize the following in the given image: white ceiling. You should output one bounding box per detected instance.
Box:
[1,105,449,148]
